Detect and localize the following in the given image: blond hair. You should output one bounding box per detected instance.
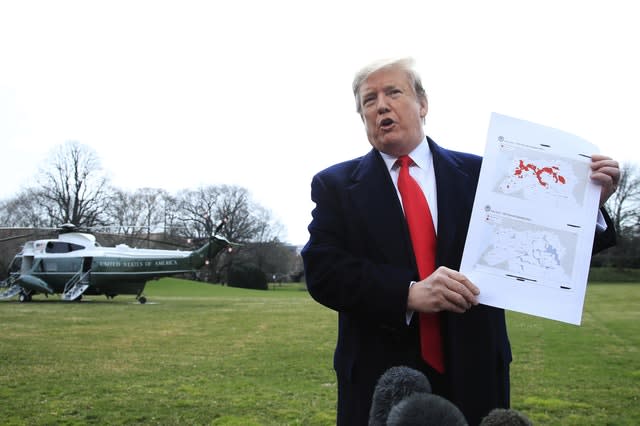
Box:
[352,57,427,115]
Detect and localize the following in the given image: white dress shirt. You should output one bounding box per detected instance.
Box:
[379,138,438,233]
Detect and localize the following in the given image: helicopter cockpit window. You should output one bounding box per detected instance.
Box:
[45,242,85,253]
[8,256,22,274]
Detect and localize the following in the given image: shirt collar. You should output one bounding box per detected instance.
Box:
[379,137,432,172]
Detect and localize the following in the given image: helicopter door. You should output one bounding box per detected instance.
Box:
[81,257,93,286]
[61,257,92,301]
[82,257,93,273]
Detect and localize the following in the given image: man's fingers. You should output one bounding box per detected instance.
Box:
[442,268,479,292]
[415,267,482,313]
[590,155,620,184]
[589,155,620,206]
[441,269,480,304]
[444,291,474,313]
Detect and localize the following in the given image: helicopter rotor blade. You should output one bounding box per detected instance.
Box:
[0,233,38,243]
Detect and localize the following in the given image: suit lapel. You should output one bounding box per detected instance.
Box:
[347,149,414,266]
[344,142,477,270]
[429,138,477,268]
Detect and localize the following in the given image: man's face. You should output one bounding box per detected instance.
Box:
[358,67,428,157]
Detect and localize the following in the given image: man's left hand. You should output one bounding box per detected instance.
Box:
[591,154,620,207]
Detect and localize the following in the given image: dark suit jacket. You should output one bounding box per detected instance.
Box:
[301,137,615,426]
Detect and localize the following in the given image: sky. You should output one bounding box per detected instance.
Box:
[1,0,639,245]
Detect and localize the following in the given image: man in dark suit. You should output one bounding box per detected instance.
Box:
[301,58,619,426]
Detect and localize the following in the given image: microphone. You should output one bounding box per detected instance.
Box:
[479,408,533,425]
[386,392,468,426]
[368,366,432,426]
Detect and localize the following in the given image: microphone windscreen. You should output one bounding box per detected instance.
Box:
[368,366,432,426]
[479,408,533,426]
[386,392,468,426]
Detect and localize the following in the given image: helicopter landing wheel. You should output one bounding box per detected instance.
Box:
[18,292,32,303]
[138,296,147,304]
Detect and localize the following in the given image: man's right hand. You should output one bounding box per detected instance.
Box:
[407,266,480,314]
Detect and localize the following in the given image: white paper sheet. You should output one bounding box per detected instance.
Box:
[460,113,601,325]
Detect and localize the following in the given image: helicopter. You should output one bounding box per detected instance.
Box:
[0,223,232,304]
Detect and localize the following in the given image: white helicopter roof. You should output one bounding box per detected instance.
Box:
[21,232,98,256]
[58,232,97,246]
[22,231,195,259]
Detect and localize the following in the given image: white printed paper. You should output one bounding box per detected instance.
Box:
[460,113,601,325]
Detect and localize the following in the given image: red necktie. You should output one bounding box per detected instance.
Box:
[397,155,444,373]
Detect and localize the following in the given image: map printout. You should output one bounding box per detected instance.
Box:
[459,113,601,325]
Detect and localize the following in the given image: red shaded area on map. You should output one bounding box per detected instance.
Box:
[513,160,566,188]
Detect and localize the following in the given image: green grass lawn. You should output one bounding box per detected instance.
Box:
[1,280,638,425]
[509,284,640,425]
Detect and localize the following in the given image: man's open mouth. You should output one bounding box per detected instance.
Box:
[380,118,394,129]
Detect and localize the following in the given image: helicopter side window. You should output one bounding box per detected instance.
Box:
[68,243,85,252]
[45,242,86,253]
[45,242,68,253]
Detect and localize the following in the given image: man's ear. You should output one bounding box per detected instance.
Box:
[420,96,428,119]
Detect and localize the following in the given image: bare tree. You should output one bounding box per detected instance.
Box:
[251,204,285,243]
[101,187,172,248]
[161,193,180,238]
[175,186,222,240]
[0,141,298,281]
[173,184,286,282]
[240,241,300,282]
[136,187,168,237]
[173,185,282,242]
[605,162,640,235]
[36,141,110,228]
[214,185,284,243]
[0,188,53,228]
[104,188,145,235]
[592,162,640,269]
